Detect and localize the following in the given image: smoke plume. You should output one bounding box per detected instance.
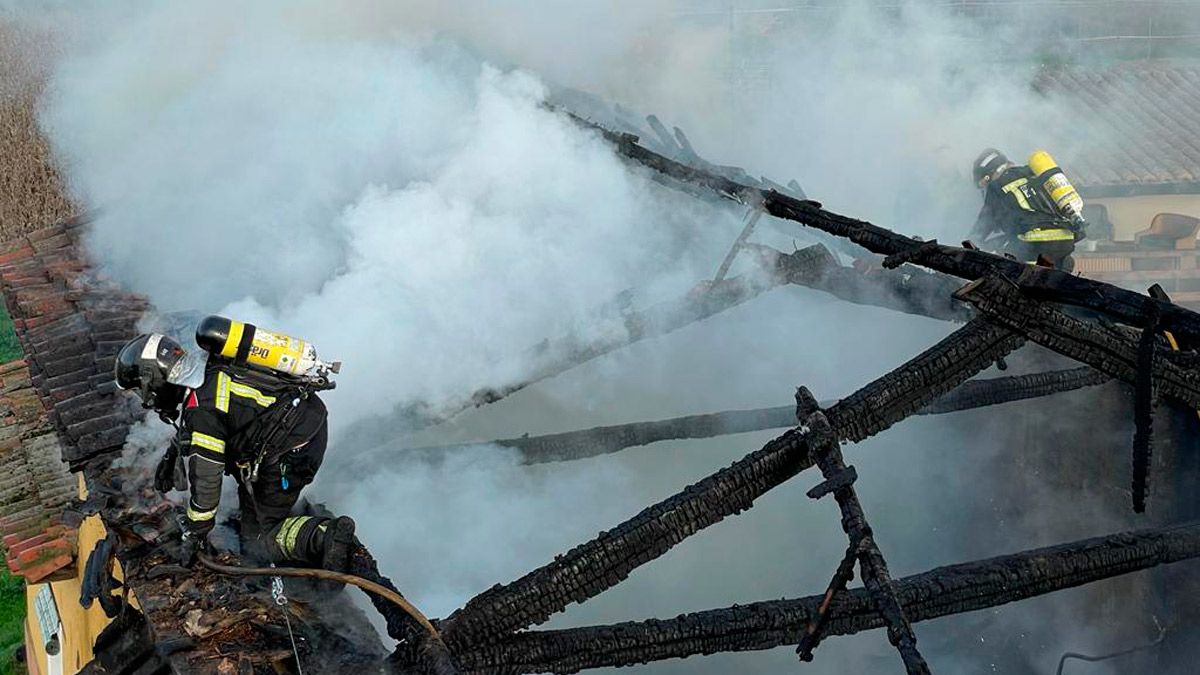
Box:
[4,0,1160,672]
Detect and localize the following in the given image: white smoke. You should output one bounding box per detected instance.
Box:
[8,0,1155,672]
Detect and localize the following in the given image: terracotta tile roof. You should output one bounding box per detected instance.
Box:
[1035,60,1200,195]
[0,217,144,581]
[0,217,148,467]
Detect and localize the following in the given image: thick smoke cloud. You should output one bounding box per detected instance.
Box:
[9,0,1148,672]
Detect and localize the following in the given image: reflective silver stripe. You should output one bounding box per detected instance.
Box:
[140,334,163,359]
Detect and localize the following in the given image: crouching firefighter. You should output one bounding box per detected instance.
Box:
[970,148,1088,271]
[114,317,352,570]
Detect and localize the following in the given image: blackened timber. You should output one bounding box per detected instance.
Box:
[919,365,1107,414]
[463,271,781,410]
[386,238,962,434]
[456,522,1200,674]
[822,320,1024,443]
[569,112,1200,343]
[437,319,1022,648]
[347,545,460,675]
[750,244,972,323]
[462,240,967,419]
[403,405,797,464]
[801,408,929,674]
[955,276,1200,409]
[400,366,1105,464]
[1132,317,1159,513]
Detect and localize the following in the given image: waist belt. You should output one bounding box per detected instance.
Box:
[1018,227,1075,242]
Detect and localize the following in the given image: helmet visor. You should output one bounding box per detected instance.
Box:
[166,349,208,389]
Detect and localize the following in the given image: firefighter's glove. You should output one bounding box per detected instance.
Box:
[154,438,185,494]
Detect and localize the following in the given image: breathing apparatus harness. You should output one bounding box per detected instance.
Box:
[218,363,337,495]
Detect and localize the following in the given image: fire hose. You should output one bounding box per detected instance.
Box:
[197,553,442,640]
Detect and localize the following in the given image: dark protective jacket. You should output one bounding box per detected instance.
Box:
[176,363,327,531]
[971,165,1067,243]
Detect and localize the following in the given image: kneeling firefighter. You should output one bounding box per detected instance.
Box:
[970,148,1088,270]
[115,316,352,569]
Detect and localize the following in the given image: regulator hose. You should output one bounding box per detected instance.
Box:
[197,553,441,640]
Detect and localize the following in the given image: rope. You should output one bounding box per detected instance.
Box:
[197,553,442,640]
[270,576,304,675]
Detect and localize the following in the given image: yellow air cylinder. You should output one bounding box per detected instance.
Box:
[196,315,337,379]
[1028,150,1084,220]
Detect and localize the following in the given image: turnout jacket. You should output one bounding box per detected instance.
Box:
[972,165,1066,242]
[177,363,327,530]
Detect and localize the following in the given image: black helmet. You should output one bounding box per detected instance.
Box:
[973,148,1010,187]
[114,334,188,414]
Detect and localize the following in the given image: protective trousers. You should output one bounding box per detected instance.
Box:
[1017,238,1076,272]
[236,423,331,564]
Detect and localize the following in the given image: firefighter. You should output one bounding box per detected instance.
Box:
[970,148,1086,271]
[114,332,356,570]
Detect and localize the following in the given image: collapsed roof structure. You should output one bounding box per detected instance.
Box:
[2,61,1200,675]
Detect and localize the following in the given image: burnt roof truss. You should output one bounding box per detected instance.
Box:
[377,112,1200,674]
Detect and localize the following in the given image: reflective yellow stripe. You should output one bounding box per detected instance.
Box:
[1018,228,1075,242]
[187,505,216,522]
[275,516,312,558]
[228,381,276,407]
[191,432,225,453]
[221,320,245,358]
[215,370,276,411]
[1001,177,1031,210]
[216,371,231,412]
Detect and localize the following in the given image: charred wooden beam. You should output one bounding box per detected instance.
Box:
[347,545,460,675]
[568,112,1200,343]
[819,320,1024,444]
[955,276,1200,514]
[460,271,780,415]
[919,365,1106,414]
[437,319,1022,649]
[749,244,972,323]
[1133,316,1159,514]
[398,366,1105,465]
[798,402,929,673]
[461,240,969,416]
[456,521,1200,674]
[953,276,1200,410]
[395,241,964,432]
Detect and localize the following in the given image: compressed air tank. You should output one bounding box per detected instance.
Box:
[1028,150,1084,220]
[195,316,337,379]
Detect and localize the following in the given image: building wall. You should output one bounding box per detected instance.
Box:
[23,477,136,675]
[1090,194,1200,242]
